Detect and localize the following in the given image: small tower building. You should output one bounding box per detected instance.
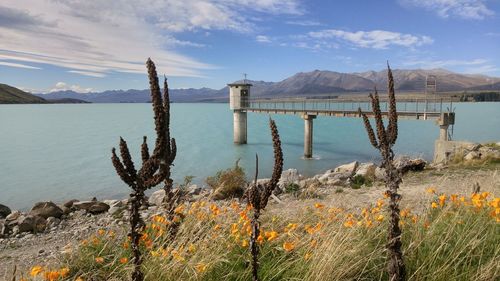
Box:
[228,83,252,144]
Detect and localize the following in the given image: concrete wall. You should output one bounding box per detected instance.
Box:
[434,140,478,163]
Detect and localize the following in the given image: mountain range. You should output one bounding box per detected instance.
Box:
[28,68,500,103]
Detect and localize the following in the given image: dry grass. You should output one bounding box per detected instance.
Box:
[19,183,499,281]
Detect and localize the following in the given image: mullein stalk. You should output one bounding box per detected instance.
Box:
[247,118,283,281]
[358,63,406,281]
[111,58,174,281]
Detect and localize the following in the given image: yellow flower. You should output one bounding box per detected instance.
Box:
[30,266,44,277]
[376,199,384,208]
[241,239,249,248]
[95,257,104,263]
[283,241,295,252]
[188,243,196,253]
[151,250,160,257]
[411,215,418,224]
[431,202,438,209]
[174,204,185,214]
[365,220,373,228]
[120,257,128,264]
[343,219,354,228]
[75,276,84,281]
[438,195,446,207]
[97,229,105,236]
[60,267,70,277]
[195,263,208,273]
[376,215,384,222]
[304,252,312,260]
[426,187,436,194]
[310,239,318,248]
[265,231,279,241]
[314,203,324,209]
[257,234,264,244]
[383,191,390,198]
[44,271,60,281]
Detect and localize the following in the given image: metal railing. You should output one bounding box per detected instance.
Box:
[236,96,453,115]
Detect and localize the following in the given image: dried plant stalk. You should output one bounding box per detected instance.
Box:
[246,118,283,281]
[358,63,406,281]
[111,58,175,281]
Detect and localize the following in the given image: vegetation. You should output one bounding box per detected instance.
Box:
[0,83,47,104]
[110,59,176,281]
[459,91,500,102]
[245,118,283,281]
[206,162,247,200]
[359,63,405,280]
[21,188,499,280]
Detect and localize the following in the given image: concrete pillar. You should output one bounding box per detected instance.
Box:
[303,114,316,158]
[233,110,247,144]
[437,112,455,142]
[439,125,449,141]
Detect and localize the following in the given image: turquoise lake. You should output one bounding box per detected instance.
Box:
[1,103,499,210]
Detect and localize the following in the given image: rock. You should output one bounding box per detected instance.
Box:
[278,169,301,188]
[0,221,7,237]
[61,206,71,215]
[148,189,166,206]
[30,202,63,219]
[478,146,500,159]
[72,201,96,211]
[464,151,481,161]
[0,204,11,219]
[393,157,426,174]
[88,202,109,214]
[187,184,202,196]
[334,161,359,175]
[355,163,376,178]
[6,211,20,224]
[375,167,386,181]
[463,143,481,152]
[17,215,46,233]
[63,199,79,208]
[46,217,61,228]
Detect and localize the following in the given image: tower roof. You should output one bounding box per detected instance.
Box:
[227,83,252,87]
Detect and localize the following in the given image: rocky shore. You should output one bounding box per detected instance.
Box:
[1,141,499,276]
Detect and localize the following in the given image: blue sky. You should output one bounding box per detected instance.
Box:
[0,0,499,93]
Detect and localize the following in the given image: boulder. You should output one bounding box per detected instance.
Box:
[6,211,21,225]
[374,167,386,181]
[478,146,500,159]
[88,202,110,214]
[148,189,166,206]
[355,163,376,178]
[17,215,46,233]
[30,202,63,219]
[464,151,480,161]
[334,161,359,175]
[73,201,98,211]
[278,169,301,188]
[393,157,426,174]
[187,184,202,196]
[0,204,11,219]
[0,220,7,237]
[63,199,79,208]
[46,217,61,228]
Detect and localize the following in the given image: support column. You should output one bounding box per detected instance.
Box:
[303,114,316,158]
[233,110,247,144]
[437,112,455,141]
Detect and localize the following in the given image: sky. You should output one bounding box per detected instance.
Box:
[0,0,499,93]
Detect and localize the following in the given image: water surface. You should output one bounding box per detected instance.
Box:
[0,103,498,209]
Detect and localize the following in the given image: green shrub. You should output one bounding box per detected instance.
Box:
[350,175,372,189]
[206,163,246,200]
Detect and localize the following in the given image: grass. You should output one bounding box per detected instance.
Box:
[21,188,499,281]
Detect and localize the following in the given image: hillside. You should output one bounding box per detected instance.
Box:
[0,83,47,104]
[37,68,500,103]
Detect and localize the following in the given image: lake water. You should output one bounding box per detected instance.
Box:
[1,103,499,210]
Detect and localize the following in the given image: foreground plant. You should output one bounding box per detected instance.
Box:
[358,63,406,281]
[246,118,283,281]
[111,58,175,281]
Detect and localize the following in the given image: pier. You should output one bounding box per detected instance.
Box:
[228,83,455,158]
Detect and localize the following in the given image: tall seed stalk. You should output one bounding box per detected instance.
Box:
[358,63,406,281]
[246,118,283,281]
[111,58,175,281]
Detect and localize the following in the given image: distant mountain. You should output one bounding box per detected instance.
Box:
[0,83,47,104]
[36,68,500,103]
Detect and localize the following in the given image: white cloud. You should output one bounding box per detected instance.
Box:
[403,58,499,74]
[49,82,93,93]
[401,0,494,20]
[404,58,489,68]
[308,29,433,49]
[285,20,321,26]
[0,0,301,78]
[256,35,272,43]
[0,61,41,69]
